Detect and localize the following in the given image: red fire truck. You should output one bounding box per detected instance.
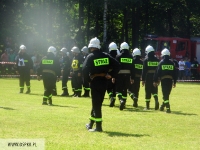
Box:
[142,35,200,62]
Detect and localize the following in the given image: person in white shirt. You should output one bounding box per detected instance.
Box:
[178,58,185,80]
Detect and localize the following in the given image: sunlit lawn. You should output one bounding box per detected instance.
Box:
[0,78,200,150]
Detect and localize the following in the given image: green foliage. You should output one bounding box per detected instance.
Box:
[0,0,200,51]
[0,79,200,149]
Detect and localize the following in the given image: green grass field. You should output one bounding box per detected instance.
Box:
[0,78,200,150]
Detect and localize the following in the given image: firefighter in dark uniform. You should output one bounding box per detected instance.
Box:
[15,45,33,94]
[83,37,120,132]
[115,42,135,111]
[70,46,84,97]
[153,48,177,113]
[107,42,119,107]
[128,48,143,107]
[81,46,90,97]
[142,45,159,110]
[37,46,61,105]
[60,47,71,96]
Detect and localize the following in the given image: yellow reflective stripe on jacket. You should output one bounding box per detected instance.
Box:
[42,59,54,64]
[162,65,174,70]
[120,58,132,63]
[135,64,143,69]
[94,58,109,66]
[148,61,158,66]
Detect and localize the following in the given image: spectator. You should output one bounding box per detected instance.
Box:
[171,58,179,80]
[191,57,199,80]
[1,49,9,74]
[8,49,16,74]
[178,58,185,80]
[31,52,40,74]
[185,58,191,80]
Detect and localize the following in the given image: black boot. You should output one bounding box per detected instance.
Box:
[82,90,90,97]
[75,91,81,97]
[109,97,115,107]
[133,97,138,107]
[160,102,165,111]
[42,98,48,105]
[166,103,171,113]
[154,96,159,110]
[48,98,53,106]
[25,88,31,94]
[89,122,103,132]
[19,88,24,94]
[86,120,95,130]
[144,101,150,110]
[119,99,125,111]
[52,89,57,96]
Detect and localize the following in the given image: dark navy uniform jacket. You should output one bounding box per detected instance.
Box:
[82,50,120,83]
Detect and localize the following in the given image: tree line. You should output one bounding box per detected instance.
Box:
[0,0,200,54]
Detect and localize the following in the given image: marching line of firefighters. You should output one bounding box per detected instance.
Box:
[15,37,177,132]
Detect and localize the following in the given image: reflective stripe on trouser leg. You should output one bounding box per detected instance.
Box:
[89,116,102,122]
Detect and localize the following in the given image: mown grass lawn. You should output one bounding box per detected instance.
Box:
[0,78,200,150]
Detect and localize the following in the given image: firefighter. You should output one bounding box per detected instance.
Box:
[128,48,143,107]
[15,45,33,94]
[153,48,176,113]
[81,46,90,97]
[37,46,61,105]
[115,42,135,110]
[60,47,71,96]
[142,45,159,110]
[83,37,120,132]
[70,46,84,97]
[107,42,119,107]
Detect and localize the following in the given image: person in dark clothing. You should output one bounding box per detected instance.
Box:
[15,45,33,94]
[107,42,119,107]
[170,58,179,80]
[141,45,159,110]
[115,42,135,111]
[70,46,84,97]
[83,37,120,132]
[153,48,177,113]
[37,46,61,105]
[191,57,199,80]
[60,47,71,96]
[128,48,143,107]
[81,46,90,97]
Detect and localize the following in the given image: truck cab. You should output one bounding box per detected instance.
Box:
[142,35,191,61]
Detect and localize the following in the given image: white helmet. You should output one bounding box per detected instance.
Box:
[48,46,57,56]
[71,46,80,53]
[88,37,101,49]
[132,48,141,57]
[161,48,170,57]
[60,47,67,53]
[120,42,129,50]
[81,46,89,53]
[20,45,26,50]
[145,45,154,54]
[108,42,117,51]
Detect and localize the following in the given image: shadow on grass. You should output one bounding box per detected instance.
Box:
[50,104,77,108]
[0,106,15,110]
[172,111,197,116]
[28,93,43,96]
[102,104,153,113]
[104,131,150,137]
